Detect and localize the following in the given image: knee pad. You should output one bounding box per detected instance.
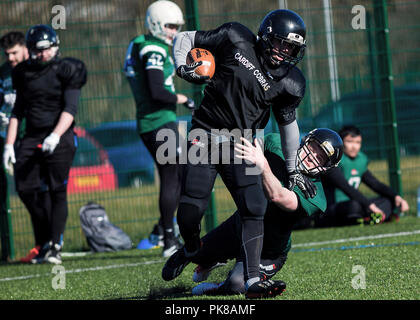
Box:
[236,184,267,220]
[177,203,203,229]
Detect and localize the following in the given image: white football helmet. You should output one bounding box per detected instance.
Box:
[145,0,185,46]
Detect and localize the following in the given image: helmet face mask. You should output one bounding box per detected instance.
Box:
[264,34,306,66]
[296,128,344,177]
[145,0,185,46]
[258,9,306,68]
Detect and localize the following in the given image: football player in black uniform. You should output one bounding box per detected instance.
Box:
[3,24,87,264]
[162,10,313,298]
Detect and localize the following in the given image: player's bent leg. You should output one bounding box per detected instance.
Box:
[162,196,210,281]
[177,162,217,254]
[372,197,393,222]
[191,212,242,282]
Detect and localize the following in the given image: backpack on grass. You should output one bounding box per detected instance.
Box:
[79,202,132,252]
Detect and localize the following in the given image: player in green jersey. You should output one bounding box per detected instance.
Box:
[186,129,343,297]
[123,1,194,257]
[315,125,409,227]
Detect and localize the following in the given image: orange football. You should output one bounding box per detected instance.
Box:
[186,48,215,79]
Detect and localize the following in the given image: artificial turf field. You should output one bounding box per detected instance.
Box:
[0,216,419,301]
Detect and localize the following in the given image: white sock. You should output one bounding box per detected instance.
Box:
[245,277,260,291]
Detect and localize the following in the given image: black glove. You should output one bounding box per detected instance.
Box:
[176,62,210,84]
[183,98,195,110]
[288,171,317,199]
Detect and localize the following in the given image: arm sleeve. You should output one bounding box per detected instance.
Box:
[63,89,81,116]
[146,68,177,104]
[278,120,300,173]
[323,167,372,208]
[361,169,397,199]
[173,31,196,69]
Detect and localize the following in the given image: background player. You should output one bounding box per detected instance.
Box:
[123,0,193,257]
[162,9,316,298]
[314,125,409,227]
[3,24,87,264]
[189,128,343,297]
[0,31,32,262]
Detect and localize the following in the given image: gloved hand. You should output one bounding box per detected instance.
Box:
[4,93,16,106]
[42,132,60,154]
[0,112,9,129]
[288,171,317,199]
[183,98,196,110]
[3,144,15,175]
[176,62,210,84]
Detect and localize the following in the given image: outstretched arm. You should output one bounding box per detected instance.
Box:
[235,137,298,211]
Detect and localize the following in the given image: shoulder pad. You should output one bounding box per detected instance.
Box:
[226,22,257,46]
[282,66,306,98]
[58,57,87,89]
[139,43,168,59]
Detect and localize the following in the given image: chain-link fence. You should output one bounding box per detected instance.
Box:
[1,0,419,259]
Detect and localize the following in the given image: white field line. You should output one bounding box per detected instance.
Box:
[0,259,165,282]
[2,230,420,283]
[292,229,420,248]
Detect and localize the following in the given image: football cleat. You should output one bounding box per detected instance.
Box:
[357,212,385,226]
[192,282,224,296]
[20,245,41,263]
[193,262,226,283]
[31,242,51,264]
[162,247,192,281]
[45,243,62,265]
[245,279,286,299]
[162,236,183,258]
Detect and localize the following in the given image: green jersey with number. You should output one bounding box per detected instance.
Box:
[261,133,327,258]
[334,152,368,203]
[124,34,176,134]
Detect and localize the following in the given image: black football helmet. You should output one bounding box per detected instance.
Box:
[25,24,59,62]
[297,128,343,177]
[258,9,306,68]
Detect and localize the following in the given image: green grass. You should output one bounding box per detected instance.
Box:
[1,216,419,300]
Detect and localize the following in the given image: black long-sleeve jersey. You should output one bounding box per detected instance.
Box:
[192,22,306,133]
[11,57,87,134]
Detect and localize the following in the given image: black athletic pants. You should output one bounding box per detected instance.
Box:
[140,121,183,241]
[177,128,267,282]
[14,128,76,246]
[314,196,394,227]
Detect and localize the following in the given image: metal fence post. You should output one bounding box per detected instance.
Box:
[373,0,403,196]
